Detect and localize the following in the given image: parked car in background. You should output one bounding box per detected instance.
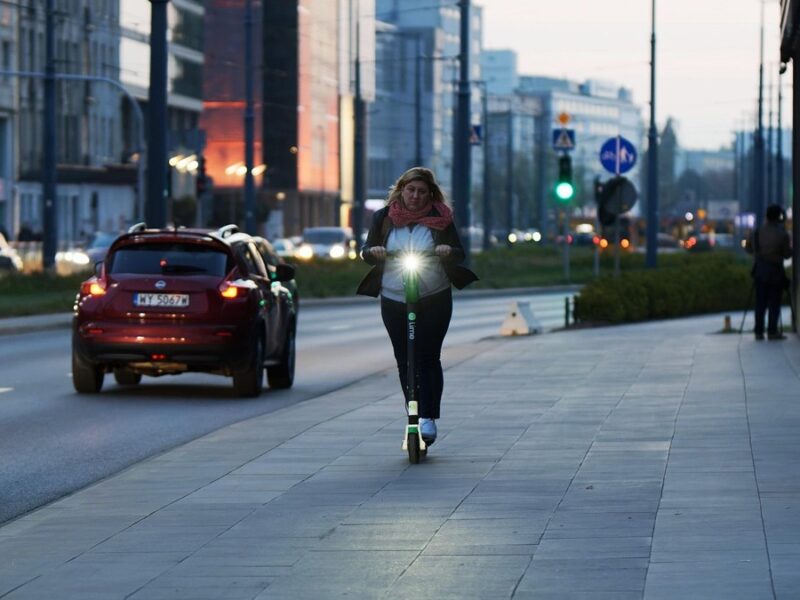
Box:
[295,226,355,260]
[252,236,299,310]
[0,232,23,273]
[58,231,121,274]
[84,231,119,264]
[683,231,735,252]
[270,237,296,258]
[72,223,297,397]
[521,228,542,243]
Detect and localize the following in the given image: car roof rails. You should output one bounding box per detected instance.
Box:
[128,222,147,234]
[216,224,240,238]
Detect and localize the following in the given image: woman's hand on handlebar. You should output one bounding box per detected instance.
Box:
[434,245,452,257]
[369,246,387,260]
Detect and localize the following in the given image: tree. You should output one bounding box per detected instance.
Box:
[658,118,679,211]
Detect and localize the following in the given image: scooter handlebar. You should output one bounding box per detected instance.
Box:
[384,250,438,259]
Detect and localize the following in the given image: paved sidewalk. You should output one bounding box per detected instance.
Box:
[1,314,798,599]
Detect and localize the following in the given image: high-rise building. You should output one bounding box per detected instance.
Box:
[481,49,518,96]
[14,0,131,243]
[120,0,206,203]
[4,0,205,244]
[370,0,482,200]
[260,0,343,235]
[200,0,266,229]
[202,0,375,237]
[0,4,16,238]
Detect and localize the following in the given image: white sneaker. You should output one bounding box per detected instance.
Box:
[419,418,437,445]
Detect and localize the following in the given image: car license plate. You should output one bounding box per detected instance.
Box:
[133,293,190,308]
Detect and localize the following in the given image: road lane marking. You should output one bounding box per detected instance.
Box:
[0,387,12,394]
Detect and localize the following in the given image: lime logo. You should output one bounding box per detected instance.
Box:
[408,312,416,321]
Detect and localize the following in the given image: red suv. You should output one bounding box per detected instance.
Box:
[72,224,298,397]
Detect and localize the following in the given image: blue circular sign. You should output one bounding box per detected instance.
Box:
[599,136,637,175]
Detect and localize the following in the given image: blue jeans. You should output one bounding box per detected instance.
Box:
[381,288,452,419]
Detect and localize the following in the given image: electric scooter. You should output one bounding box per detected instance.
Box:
[387,250,434,464]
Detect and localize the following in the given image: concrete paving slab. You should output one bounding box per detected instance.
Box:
[0,314,798,599]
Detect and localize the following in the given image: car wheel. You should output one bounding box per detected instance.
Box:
[113,368,142,386]
[233,334,264,398]
[267,325,295,389]
[72,351,104,394]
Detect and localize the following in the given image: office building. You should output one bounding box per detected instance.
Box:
[518,76,644,231]
[370,0,483,200]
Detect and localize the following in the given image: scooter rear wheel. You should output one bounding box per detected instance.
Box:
[407,433,420,464]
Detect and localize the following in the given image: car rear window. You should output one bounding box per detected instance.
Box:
[303,229,347,244]
[109,243,231,276]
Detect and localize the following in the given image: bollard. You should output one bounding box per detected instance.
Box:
[564,297,570,328]
[723,315,732,333]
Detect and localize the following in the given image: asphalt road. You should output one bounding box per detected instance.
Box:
[0,289,572,524]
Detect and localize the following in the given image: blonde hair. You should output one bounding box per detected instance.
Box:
[386,167,450,208]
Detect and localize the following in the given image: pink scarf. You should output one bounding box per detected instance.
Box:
[388,200,453,231]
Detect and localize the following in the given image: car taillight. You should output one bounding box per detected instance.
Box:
[219,282,246,299]
[80,278,106,296]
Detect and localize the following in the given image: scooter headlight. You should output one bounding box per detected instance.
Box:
[401,253,421,272]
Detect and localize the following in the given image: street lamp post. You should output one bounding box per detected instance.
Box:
[645,0,658,268]
[452,0,472,261]
[146,0,169,229]
[243,0,256,234]
[754,0,766,229]
[353,15,368,247]
[473,80,491,251]
[42,0,56,270]
[777,65,784,207]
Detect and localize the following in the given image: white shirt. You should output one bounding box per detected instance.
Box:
[380,225,450,302]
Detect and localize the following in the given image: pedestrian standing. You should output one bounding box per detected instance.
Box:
[746,204,792,340]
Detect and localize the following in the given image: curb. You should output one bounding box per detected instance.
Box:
[0,284,582,336]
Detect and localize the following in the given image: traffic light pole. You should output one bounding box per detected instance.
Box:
[562,206,570,283]
[554,150,574,281]
[506,110,514,247]
[614,216,621,278]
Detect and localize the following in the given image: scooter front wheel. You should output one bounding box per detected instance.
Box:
[407,433,421,464]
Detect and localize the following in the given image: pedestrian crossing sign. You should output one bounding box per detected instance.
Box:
[552,128,576,151]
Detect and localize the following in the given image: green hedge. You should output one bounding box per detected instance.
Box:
[573,254,753,324]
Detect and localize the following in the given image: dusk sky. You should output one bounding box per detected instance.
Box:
[481,0,787,151]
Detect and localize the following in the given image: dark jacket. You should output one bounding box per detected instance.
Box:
[746,222,792,285]
[356,206,479,297]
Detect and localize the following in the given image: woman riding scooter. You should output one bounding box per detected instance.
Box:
[357,167,477,447]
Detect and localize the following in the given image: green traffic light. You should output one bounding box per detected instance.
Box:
[555,181,575,201]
